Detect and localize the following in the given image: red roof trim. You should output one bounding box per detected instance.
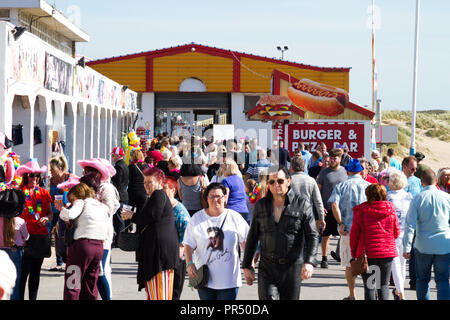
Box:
[87,43,351,73]
[271,69,375,119]
[347,102,375,118]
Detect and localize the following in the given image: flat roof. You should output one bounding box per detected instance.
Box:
[0,0,89,42]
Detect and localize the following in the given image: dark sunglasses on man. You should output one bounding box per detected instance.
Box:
[28,173,41,178]
[268,178,285,185]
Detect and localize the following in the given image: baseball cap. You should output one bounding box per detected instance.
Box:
[111,147,125,156]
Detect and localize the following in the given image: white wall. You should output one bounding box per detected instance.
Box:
[136,92,154,134]
[33,96,47,166]
[231,93,273,150]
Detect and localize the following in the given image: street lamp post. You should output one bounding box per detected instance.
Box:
[410,0,420,155]
[277,46,289,60]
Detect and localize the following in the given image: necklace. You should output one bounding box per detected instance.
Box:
[24,186,42,220]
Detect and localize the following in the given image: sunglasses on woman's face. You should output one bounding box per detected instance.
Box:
[28,173,41,178]
[208,194,225,200]
[268,179,285,185]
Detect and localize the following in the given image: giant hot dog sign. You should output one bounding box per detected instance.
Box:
[287,79,349,116]
[286,122,365,158]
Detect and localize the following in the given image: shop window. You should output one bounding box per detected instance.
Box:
[137,93,143,112]
[244,95,261,112]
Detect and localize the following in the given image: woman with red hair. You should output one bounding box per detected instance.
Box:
[163,174,190,300]
[122,167,179,300]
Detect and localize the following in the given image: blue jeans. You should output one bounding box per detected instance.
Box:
[198,287,239,300]
[1,248,22,300]
[97,249,112,300]
[415,249,450,300]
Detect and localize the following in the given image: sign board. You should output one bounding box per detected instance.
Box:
[285,121,366,159]
[375,125,398,144]
[212,124,235,143]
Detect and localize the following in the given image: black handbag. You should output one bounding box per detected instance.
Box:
[64,200,85,247]
[118,223,149,252]
[118,198,148,252]
[64,221,76,246]
[188,211,228,289]
[24,234,51,259]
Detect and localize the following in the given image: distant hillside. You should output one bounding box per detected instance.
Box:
[380,110,450,172]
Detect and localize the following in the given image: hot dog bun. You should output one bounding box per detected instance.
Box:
[287,79,348,116]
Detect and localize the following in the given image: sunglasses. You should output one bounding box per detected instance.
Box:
[268,179,285,185]
[28,173,41,178]
[208,194,225,200]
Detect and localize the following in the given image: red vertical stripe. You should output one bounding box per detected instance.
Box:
[146,56,153,92]
[233,55,241,92]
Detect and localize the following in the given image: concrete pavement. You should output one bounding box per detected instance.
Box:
[31,237,435,300]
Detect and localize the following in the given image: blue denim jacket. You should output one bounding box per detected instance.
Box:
[328,174,370,231]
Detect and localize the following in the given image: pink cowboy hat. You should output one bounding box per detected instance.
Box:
[15,159,47,177]
[77,158,116,183]
[56,175,80,190]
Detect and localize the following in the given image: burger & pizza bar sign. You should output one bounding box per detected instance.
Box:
[286,122,365,158]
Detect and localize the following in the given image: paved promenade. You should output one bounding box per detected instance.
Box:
[32,237,435,300]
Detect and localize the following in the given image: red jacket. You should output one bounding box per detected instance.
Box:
[350,201,400,259]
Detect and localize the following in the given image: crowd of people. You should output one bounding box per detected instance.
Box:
[0,130,449,301]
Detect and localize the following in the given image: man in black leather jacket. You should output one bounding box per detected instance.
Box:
[242,166,318,300]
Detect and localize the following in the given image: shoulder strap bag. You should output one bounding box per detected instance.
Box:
[350,211,368,276]
[118,198,150,252]
[200,175,208,209]
[64,200,86,247]
[189,211,228,289]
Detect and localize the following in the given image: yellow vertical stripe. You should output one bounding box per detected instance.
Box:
[145,269,174,300]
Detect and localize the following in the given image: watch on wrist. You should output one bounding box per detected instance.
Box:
[338,222,344,226]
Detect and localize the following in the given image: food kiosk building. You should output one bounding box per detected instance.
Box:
[88,43,374,157]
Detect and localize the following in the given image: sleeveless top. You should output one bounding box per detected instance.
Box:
[179,177,203,211]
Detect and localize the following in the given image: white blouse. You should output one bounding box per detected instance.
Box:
[60,198,109,241]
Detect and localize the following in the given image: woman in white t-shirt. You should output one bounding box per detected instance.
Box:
[183,183,249,300]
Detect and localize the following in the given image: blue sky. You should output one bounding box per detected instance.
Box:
[53,0,450,111]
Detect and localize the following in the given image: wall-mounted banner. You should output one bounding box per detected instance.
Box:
[286,121,365,159]
[73,65,97,101]
[9,40,45,87]
[44,53,73,95]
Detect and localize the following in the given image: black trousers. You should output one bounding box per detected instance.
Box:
[172,259,186,300]
[361,257,394,300]
[19,256,44,300]
[257,258,303,300]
